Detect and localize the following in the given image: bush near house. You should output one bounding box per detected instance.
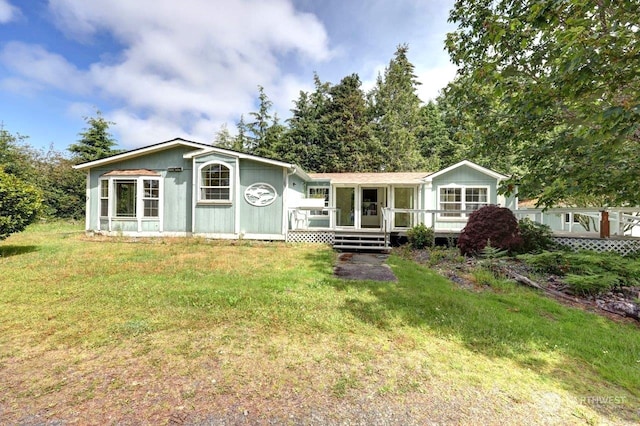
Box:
[516,218,555,254]
[406,223,434,249]
[458,205,522,256]
[0,169,42,241]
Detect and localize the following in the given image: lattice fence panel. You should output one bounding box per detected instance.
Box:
[552,237,640,256]
[286,231,335,245]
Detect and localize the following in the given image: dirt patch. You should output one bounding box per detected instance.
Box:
[334,252,398,282]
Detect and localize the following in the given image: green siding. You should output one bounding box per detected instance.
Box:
[87,146,195,233]
[194,204,235,233]
[239,160,284,235]
[431,165,499,204]
[193,152,238,234]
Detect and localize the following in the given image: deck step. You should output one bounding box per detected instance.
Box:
[333,231,389,252]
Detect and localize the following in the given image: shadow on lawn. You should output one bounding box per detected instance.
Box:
[307,250,640,422]
[0,245,38,258]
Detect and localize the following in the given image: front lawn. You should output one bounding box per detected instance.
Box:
[0,222,638,424]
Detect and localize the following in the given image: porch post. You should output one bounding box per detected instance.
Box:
[600,210,610,239]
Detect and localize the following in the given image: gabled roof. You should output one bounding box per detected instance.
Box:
[423,160,507,182]
[72,138,211,170]
[308,172,429,185]
[72,137,311,180]
[183,145,311,180]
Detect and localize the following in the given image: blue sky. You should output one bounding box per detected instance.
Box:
[0,0,457,152]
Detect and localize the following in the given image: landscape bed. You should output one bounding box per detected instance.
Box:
[0,222,639,424]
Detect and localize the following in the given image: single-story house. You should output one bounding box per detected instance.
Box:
[73,137,517,247]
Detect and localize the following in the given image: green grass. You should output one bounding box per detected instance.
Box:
[1,222,639,423]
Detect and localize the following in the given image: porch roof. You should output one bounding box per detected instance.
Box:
[307,172,429,185]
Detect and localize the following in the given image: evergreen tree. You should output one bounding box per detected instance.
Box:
[322,74,381,172]
[234,115,250,153]
[246,86,274,156]
[281,74,332,171]
[213,123,236,150]
[368,44,424,171]
[261,113,286,160]
[68,111,119,162]
[417,101,459,169]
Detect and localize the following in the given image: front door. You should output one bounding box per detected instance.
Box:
[361,188,383,228]
[335,187,355,227]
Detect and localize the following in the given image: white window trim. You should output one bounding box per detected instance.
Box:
[197,161,233,204]
[392,186,417,229]
[437,184,490,220]
[98,176,163,232]
[99,180,109,218]
[307,186,330,217]
[142,179,161,218]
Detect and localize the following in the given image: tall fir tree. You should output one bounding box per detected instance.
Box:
[368,44,424,171]
[281,74,332,171]
[417,101,455,170]
[68,111,119,162]
[322,74,381,172]
[213,123,238,150]
[234,115,250,153]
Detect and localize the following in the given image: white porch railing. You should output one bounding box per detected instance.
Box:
[289,206,640,238]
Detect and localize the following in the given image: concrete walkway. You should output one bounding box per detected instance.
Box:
[333,252,398,282]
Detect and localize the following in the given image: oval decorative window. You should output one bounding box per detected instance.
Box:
[244,183,277,207]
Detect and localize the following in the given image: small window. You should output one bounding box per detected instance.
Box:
[440,188,462,217]
[465,187,488,211]
[308,187,329,216]
[100,180,109,217]
[114,180,137,217]
[143,179,159,217]
[565,213,580,224]
[200,163,231,201]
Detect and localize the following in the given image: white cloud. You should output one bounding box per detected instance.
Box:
[108,109,199,146]
[0,0,19,23]
[0,42,90,94]
[10,0,332,148]
[415,61,458,102]
[359,60,457,104]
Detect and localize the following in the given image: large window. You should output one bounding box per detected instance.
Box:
[115,180,137,217]
[199,162,231,202]
[394,187,414,228]
[308,186,329,216]
[100,176,161,218]
[439,186,488,218]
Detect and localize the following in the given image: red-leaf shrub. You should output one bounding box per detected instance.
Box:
[458,205,523,256]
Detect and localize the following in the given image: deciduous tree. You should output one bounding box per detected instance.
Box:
[446,0,640,206]
[0,169,42,241]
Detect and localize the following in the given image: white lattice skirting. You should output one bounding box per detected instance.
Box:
[552,237,640,256]
[286,231,335,245]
